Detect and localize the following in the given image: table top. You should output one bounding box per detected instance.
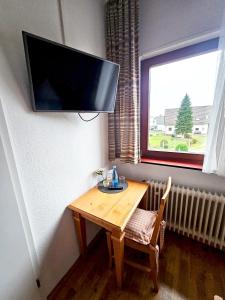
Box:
[68,180,149,232]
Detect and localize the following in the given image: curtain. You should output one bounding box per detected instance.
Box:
[203,15,225,176]
[106,0,140,164]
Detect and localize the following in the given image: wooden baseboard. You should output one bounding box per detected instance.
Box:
[47,229,104,300]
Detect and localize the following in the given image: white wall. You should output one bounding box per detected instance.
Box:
[117,162,225,194]
[0,121,40,300]
[117,0,225,193]
[140,0,225,55]
[0,0,106,297]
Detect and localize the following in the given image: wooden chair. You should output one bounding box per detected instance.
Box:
[106,176,172,292]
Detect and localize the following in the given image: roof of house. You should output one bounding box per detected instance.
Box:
[153,115,165,125]
[164,105,212,126]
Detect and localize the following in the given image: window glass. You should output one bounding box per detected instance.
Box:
[148,51,218,154]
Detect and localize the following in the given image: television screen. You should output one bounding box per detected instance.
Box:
[22,32,119,112]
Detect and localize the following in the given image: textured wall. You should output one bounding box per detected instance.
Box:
[0,125,40,300]
[0,0,106,297]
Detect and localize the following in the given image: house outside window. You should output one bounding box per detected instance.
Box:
[141,38,219,168]
[164,106,211,136]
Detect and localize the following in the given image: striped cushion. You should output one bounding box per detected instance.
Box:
[125,208,157,245]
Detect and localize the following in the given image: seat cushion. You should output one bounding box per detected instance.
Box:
[125,208,157,245]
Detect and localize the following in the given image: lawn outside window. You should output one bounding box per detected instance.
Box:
[140,38,219,169]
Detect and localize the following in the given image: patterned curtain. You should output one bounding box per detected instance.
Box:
[106,0,140,164]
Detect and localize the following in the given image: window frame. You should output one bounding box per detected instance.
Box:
[140,38,219,168]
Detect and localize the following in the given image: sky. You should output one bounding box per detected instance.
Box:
[149,51,219,117]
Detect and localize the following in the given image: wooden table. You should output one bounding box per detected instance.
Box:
[68,180,149,288]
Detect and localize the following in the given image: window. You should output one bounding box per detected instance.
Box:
[141,38,219,169]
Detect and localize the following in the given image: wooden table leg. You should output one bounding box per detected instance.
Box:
[106,231,113,268]
[72,211,87,255]
[139,186,149,210]
[111,230,125,288]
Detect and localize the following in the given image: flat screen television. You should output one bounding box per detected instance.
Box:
[22,31,120,112]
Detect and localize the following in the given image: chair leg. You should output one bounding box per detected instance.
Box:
[159,221,166,254]
[106,231,113,268]
[149,247,159,292]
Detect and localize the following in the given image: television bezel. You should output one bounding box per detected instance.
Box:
[22,31,120,113]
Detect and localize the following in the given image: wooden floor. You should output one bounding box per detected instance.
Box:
[48,231,225,300]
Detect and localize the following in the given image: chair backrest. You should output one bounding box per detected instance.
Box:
[150,176,172,247]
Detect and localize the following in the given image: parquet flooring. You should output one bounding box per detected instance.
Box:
[48,231,225,300]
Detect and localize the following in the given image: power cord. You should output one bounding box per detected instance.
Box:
[78,112,100,122]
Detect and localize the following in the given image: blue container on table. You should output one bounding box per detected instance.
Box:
[112,166,119,187]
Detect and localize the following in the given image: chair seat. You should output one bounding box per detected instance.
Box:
[106,177,171,292]
[125,208,158,245]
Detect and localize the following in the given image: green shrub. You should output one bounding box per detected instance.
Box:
[175,143,188,152]
[191,138,197,145]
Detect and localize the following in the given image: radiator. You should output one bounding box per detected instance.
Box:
[147,180,225,250]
